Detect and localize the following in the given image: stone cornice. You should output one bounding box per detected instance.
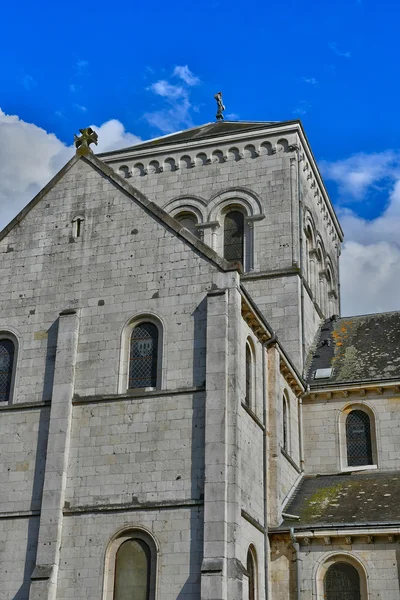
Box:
[305,380,400,401]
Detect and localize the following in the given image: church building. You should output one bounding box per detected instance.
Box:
[0,111,399,600]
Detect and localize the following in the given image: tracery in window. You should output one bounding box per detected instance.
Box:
[0,338,15,403]
[129,322,159,389]
[324,562,361,600]
[114,539,151,600]
[224,210,244,263]
[346,410,373,467]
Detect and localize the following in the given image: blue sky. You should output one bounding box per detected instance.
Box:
[1,0,400,315]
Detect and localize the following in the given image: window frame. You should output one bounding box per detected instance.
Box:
[315,552,369,600]
[119,316,164,394]
[103,528,158,600]
[338,404,378,472]
[0,332,18,405]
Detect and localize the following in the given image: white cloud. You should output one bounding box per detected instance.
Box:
[293,100,310,116]
[22,75,37,91]
[324,151,400,315]
[302,77,318,85]
[329,42,351,58]
[0,109,141,230]
[173,65,200,86]
[74,103,87,112]
[145,65,201,134]
[76,59,89,74]
[341,241,400,315]
[149,80,186,100]
[321,151,399,199]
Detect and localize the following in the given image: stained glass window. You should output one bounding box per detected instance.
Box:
[346,410,373,467]
[224,211,244,263]
[114,539,151,600]
[247,548,256,600]
[324,562,361,600]
[0,339,15,403]
[129,323,158,389]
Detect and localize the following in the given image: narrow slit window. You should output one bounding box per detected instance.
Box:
[73,216,84,238]
[245,344,252,407]
[0,339,15,403]
[247,548,256,600]
[283,396,288,452]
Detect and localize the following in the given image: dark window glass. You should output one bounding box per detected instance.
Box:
[346,410,373,467]
[247,549,256,600]
[224,211,244,263]
[176,213,199,237]
[114,539,151,600]
[245,345,252,407]
[324,562,361,600]
[0,339,15,402]
[283,398,288,451]
[129,323,158,389]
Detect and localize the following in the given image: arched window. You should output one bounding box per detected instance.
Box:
[282,393,289,453]
[246,547,257,600]
[129,322,159,389]
[346,410,373,467]
[0,337,15,403]
[114,539,151,600]
[104,529,157,600]
[245,343,252,407]
[176,212,199,238]
[324,562,361,600]
[224,210,244,263]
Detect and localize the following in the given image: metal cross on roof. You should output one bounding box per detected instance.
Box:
[214,92,225,121]
[74,127,98,155]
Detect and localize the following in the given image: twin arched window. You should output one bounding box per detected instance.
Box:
[346,410,373,467]
[0,337,16,403]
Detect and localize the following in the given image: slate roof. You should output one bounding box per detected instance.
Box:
[98,120,295,156]
[307,312,400,387]
[281,471,400,529]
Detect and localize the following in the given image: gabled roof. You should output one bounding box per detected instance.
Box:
[0,152,240,274]
[98,119,295,156]
[281,471,400,529]
[307,312,400,387]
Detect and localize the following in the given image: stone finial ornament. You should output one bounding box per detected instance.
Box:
[74,127,98,155]
[214,92,225,121]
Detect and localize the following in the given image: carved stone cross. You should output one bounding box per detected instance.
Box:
[74,127,98,155]
[214,92,225,121]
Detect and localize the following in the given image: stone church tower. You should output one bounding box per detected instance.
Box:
[0,118,398,600]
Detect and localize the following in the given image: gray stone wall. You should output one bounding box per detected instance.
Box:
[303,392,400,474]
